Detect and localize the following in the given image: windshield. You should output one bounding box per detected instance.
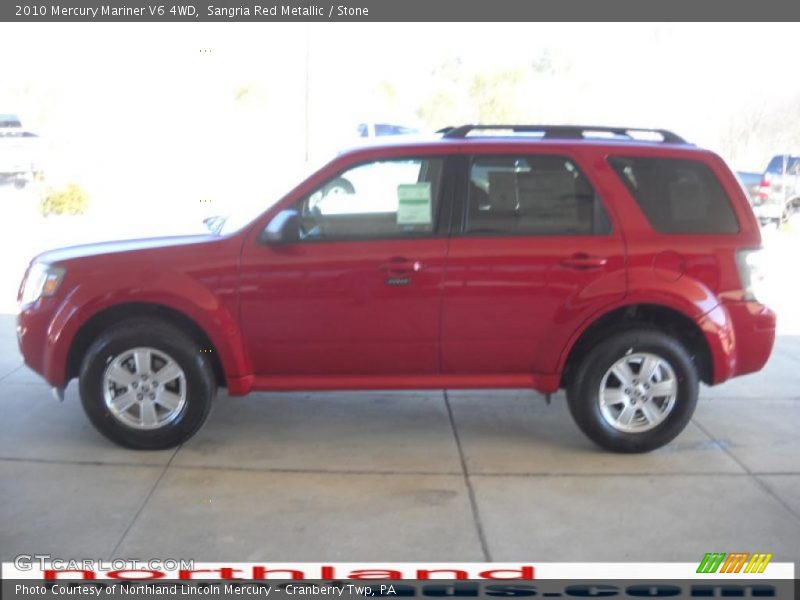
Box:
[216,199,281,235]
[0,114,22,128]
[213,158,332,235]
[765,155,799,174]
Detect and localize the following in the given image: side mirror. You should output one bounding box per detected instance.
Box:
[262,209,300,244]
[203,215,224,234]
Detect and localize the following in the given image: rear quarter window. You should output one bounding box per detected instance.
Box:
[608,156,739,234]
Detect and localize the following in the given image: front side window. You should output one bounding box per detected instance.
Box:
[465,155,612,235]
[609,156,739,234]
[293,157,444,241]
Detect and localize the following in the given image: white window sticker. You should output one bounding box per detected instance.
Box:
[397,183,432,225]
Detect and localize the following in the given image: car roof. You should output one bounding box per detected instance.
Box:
[338,124,699,154]
[337,134,702,159]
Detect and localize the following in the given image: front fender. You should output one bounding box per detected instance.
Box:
[42,274,251,393]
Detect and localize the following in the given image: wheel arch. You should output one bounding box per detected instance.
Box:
[559,303,715,389]
[66,302,228,388]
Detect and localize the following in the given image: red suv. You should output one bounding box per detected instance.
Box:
[16,125,776,452]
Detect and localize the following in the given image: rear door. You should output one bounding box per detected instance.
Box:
[441,150,626,376]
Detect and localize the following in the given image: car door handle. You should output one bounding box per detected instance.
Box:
[379,257,423,275]
[561,254,608,270]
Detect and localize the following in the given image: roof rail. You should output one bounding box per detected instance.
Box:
[442,124,687,144]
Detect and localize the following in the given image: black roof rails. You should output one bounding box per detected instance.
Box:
[442,124,687,144]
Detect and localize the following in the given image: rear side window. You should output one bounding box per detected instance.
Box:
[466,155,612,236]
[608,157,739,234]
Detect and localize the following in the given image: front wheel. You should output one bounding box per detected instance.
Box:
[79,318,215,449]
[566,329,698,453]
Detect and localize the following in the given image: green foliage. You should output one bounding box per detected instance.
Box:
[416,57,544,128]
[469,70,525,123]
[39,183,90,217]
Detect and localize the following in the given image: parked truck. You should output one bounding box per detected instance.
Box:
[0,113,42,189]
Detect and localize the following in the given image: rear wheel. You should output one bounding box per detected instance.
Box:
[567,329,698,453]
[79,318,215,449]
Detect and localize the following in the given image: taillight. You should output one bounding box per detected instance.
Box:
[756,180,770,199]
[736,248,766,303]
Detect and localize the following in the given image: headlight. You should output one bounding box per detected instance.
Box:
[736,248,766,303]
[19,263,65,307]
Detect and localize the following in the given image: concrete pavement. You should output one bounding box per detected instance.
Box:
[1,314,799,565]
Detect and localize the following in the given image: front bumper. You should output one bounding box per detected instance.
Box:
[16,302,60,387]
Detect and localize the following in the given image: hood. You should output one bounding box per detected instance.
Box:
[33,234,217,265]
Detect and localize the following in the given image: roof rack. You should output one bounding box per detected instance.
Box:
[441,124,687,144]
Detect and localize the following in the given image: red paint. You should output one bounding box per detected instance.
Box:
[17,138,776,395]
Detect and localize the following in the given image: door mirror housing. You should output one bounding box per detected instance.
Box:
[262,209,300,244]
[203,215,225,234]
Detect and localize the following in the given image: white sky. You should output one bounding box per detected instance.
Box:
[2,22,799,213]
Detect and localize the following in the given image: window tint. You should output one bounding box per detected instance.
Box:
[0,114,22,128]
[293,158,443,241]
[374,123,419,136]
[767,156,785,174]
[765,155,800,175]
[609,157,739,234]
[466,155,611,236]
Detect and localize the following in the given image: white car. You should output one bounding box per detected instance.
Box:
[356,122,421,138]
[753,154,800,225]
[0,113,42,189]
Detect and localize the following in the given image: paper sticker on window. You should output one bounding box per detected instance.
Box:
[397,183,432,225]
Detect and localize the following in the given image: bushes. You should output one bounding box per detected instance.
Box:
[39,183,89,216]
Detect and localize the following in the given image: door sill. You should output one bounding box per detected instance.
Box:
[239,373,560,394]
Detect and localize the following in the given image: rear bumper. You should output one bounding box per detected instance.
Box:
[727,300,777,378]
[702,300,776,384]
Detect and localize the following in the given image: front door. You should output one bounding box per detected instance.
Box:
[239,156,449,377]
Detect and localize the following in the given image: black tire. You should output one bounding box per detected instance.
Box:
[79,318,215,449]
[566,329,698,453]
